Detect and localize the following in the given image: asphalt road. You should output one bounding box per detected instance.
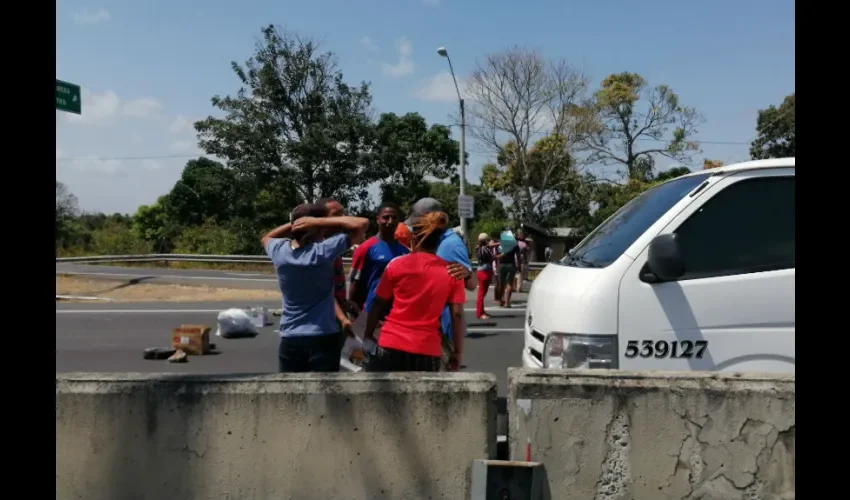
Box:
[56,298,528,396]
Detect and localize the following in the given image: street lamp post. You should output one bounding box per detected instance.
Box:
[437,46,468,242]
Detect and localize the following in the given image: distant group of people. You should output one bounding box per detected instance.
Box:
[473,229,530,318]
[261,197,479,373]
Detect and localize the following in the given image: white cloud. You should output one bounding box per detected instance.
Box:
[63,90,164,126]
[169,115,194,134]
[65,89,120,126]
[72,8,111,25]
[360,36,378,51]
[381,37,415,77]
[141,159,164,170]
[169,140,200,155]
[415,71,466,102]
[131,134,144,144]
[122,97,162,118]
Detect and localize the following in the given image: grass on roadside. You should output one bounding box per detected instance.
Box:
[73,260,543,280]
[56,275,280,303]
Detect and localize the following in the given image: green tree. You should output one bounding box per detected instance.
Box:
[133,197,180,253]
[481,134,578,221]
[166,157,236,226]
[750,92,795,159]
[655,166,692,182]
[579,72,704,181]
[173,220,241,255]
[703,158,724,170]
[89,222,152,255]
[195,25,375,208]
[372,112,459,211]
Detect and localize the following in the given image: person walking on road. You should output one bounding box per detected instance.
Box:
[515,231,530,292]
[490,231,504,305]
[495,235,520,308]
[262,204,368,372]
[361,211,467,372]
[348,202,410,315]
[474,233,498,320]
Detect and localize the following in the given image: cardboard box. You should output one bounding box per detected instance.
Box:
[171,325,211,355]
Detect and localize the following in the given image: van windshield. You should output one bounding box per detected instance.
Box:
[558,173,712,269]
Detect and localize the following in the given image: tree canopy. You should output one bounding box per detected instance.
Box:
[750,92,795,159]
[578,72,704,181]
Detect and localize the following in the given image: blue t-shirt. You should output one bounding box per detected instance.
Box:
[265,233,351,337]
[350,236,410,313]
[436,229,472,340]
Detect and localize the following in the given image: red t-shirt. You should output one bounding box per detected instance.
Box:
[374,252,467,357]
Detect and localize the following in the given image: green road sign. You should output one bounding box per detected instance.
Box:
[56,79,81,115]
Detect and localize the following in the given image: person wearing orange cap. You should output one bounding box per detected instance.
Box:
[394,221,412,249]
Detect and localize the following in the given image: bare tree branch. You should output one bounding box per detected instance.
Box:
[465,47,589,221]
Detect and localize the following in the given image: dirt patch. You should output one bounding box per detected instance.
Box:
[56,275,280,302]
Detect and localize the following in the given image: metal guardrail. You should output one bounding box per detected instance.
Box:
[56,253,549,270]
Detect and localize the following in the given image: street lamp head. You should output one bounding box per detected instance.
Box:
[436,46,448,57]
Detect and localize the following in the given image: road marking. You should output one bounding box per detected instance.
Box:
[56,307,525,314]
[57,271,277,282]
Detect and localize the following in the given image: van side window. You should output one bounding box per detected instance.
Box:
[674,175,795,279]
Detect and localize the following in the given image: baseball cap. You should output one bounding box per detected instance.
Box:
[404,197,443,226]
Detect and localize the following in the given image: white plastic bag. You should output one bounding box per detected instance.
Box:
[215,308,260,339]
[340,336,364,372]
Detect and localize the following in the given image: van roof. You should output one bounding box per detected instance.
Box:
[681,157,795,178]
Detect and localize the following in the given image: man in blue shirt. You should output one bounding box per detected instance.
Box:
[261,203,369,372]
[404,198,478,342]
[348,202,410,315]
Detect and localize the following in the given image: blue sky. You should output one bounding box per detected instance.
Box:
[56,0,795,214]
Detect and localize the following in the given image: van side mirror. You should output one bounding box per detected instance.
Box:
[641,234,685,283]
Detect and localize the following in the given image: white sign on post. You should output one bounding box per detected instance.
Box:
[457,194,474,219]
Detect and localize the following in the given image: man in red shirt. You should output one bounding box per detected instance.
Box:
[361,211,467,371]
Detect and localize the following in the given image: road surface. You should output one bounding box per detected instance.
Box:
[56,299,527,396]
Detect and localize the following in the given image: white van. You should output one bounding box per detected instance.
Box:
[523,158,794,373]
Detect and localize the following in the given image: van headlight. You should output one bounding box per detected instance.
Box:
[542,333,618,370]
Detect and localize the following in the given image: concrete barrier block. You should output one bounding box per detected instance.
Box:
[57,372,498,500]
[508,368,794,500]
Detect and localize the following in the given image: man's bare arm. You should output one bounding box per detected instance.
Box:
[260,223,293,248]
[293,216,369,245]
[363,297,390,341]
[464,270,478,291]
[447,263,478,291]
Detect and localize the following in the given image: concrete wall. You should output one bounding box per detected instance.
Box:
[508,368,795,500]
[57,372,498,500]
